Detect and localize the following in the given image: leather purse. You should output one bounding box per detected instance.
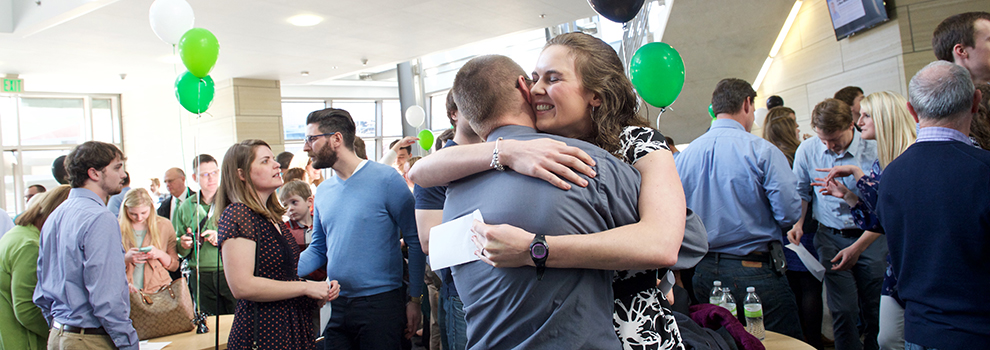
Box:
[129,277,196,340]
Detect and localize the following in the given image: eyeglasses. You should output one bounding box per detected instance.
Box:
[199,170,220,178]
[305,132,338,145]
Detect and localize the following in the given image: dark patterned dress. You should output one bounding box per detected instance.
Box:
[217,203,316,350]
[613,126,685,350]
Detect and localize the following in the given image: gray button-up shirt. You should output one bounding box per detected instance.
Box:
[445,125,641,350]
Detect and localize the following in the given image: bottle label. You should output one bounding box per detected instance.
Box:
[744,304,763,318]
[710,297,721,305]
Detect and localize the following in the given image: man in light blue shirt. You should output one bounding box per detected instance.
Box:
[676,78,803,339]
[106,171,130,217]
[34,141,138,350]
[789,98,883,350]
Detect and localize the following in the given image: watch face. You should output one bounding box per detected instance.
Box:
[531,244,547,259]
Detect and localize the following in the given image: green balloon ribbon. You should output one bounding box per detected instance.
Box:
[418,129,434,151]
[630,42,686,108]
[174,72,215,114]
[178,28,220,78]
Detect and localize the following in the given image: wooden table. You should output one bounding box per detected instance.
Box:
[763,330,814,350]
[147,315,233,350]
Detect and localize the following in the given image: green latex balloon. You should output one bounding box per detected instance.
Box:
[709,104,715,119]
[418,129,434,151]
[174,72,215,114]
[178,28,219,78]
[629,42,686,108]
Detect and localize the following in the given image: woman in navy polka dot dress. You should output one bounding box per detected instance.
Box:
[216,139,341,349]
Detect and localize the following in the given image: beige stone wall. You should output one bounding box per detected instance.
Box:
[755,0,907,135]
[755,0,988,136]
[189,78,285,161]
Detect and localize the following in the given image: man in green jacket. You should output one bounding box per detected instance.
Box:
[174,154,233,315]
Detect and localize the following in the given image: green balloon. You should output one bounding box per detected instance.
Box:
[174,72,215,114]
[709,104,715,119]
[630,42,686,108]
[418,129,434,151]
[178,28,219,78]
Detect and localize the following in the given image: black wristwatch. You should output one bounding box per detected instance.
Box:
[530,234,548,280]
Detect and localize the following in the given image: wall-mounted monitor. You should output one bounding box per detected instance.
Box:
[827,0,891,40]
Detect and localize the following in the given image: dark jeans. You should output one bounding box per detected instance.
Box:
[441,295,467,350]
[188,269,235,315]
[323,288,405,350]
[787,270,824,350]
[692,254,803,340]
[815,227,886,350]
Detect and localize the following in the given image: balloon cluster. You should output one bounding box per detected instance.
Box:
[404,106,435,151]
[150,0,220,114]
[588,0,685,110]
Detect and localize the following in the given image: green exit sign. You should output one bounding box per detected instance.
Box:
[2,78,23,93]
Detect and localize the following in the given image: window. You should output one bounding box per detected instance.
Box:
[0,94,121,215]
[281,99,400,162]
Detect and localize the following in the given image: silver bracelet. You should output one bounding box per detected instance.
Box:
[490,137,506,171]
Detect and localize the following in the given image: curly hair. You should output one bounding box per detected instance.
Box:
[545,32,650,159]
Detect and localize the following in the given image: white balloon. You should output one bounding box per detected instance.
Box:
[754,108,769,127]
[405,105,425,128]
[149,0,195,45]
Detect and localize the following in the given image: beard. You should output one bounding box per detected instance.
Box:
[102,178,124,196]
[310,142,338,170]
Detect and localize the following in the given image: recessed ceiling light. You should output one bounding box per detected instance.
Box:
[331,66,338,69]
[300,71,310,76]
[539,14,546,19]
[288,14,322,27]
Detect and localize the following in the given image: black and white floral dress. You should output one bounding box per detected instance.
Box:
[613,126,685,350]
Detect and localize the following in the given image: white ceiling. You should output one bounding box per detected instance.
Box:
[0,0,795,141]
[0,0,596,90]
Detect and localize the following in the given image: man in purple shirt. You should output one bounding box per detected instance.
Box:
[33,141,138,350]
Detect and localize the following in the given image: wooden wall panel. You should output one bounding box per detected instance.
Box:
[908,0,988,52]
[840,20,903,71]
[234,86,282,116]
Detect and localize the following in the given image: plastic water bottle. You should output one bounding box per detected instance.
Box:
[709,280,723,305]
[720,287,737,317]
[744,286,765,340]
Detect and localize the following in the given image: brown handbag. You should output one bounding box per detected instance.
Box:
[129,277,196,340]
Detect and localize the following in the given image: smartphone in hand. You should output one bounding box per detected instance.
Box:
[139,246,153,253]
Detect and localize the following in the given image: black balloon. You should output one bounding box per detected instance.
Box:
[52,155,68,185]
[589,0,646,23]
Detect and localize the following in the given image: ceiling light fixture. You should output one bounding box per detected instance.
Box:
[331,66,338,69]
[539,14,546,19]
[301,71,310,76]
[361,58,368,66]
[753,0,802,91]
[288,14,323,27]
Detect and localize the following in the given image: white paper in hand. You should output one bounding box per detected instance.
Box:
[785,243,826,281]
[429,209,484,271]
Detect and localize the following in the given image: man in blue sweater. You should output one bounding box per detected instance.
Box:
[877,61,990,349]
[298,108,425,349]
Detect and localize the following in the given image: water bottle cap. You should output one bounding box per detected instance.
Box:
[714,281,721,286]
[747,287,755,292]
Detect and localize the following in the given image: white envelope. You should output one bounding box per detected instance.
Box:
[429,209,484,271]
[785,243,826,281]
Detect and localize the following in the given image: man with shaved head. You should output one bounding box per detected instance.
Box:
[443,54,641,349]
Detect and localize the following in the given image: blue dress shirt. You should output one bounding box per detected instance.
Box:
[676,119,801,256]
[793,130,877,230]
[33,188,139,350]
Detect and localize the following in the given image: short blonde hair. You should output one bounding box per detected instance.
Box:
[860,91,916,168]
